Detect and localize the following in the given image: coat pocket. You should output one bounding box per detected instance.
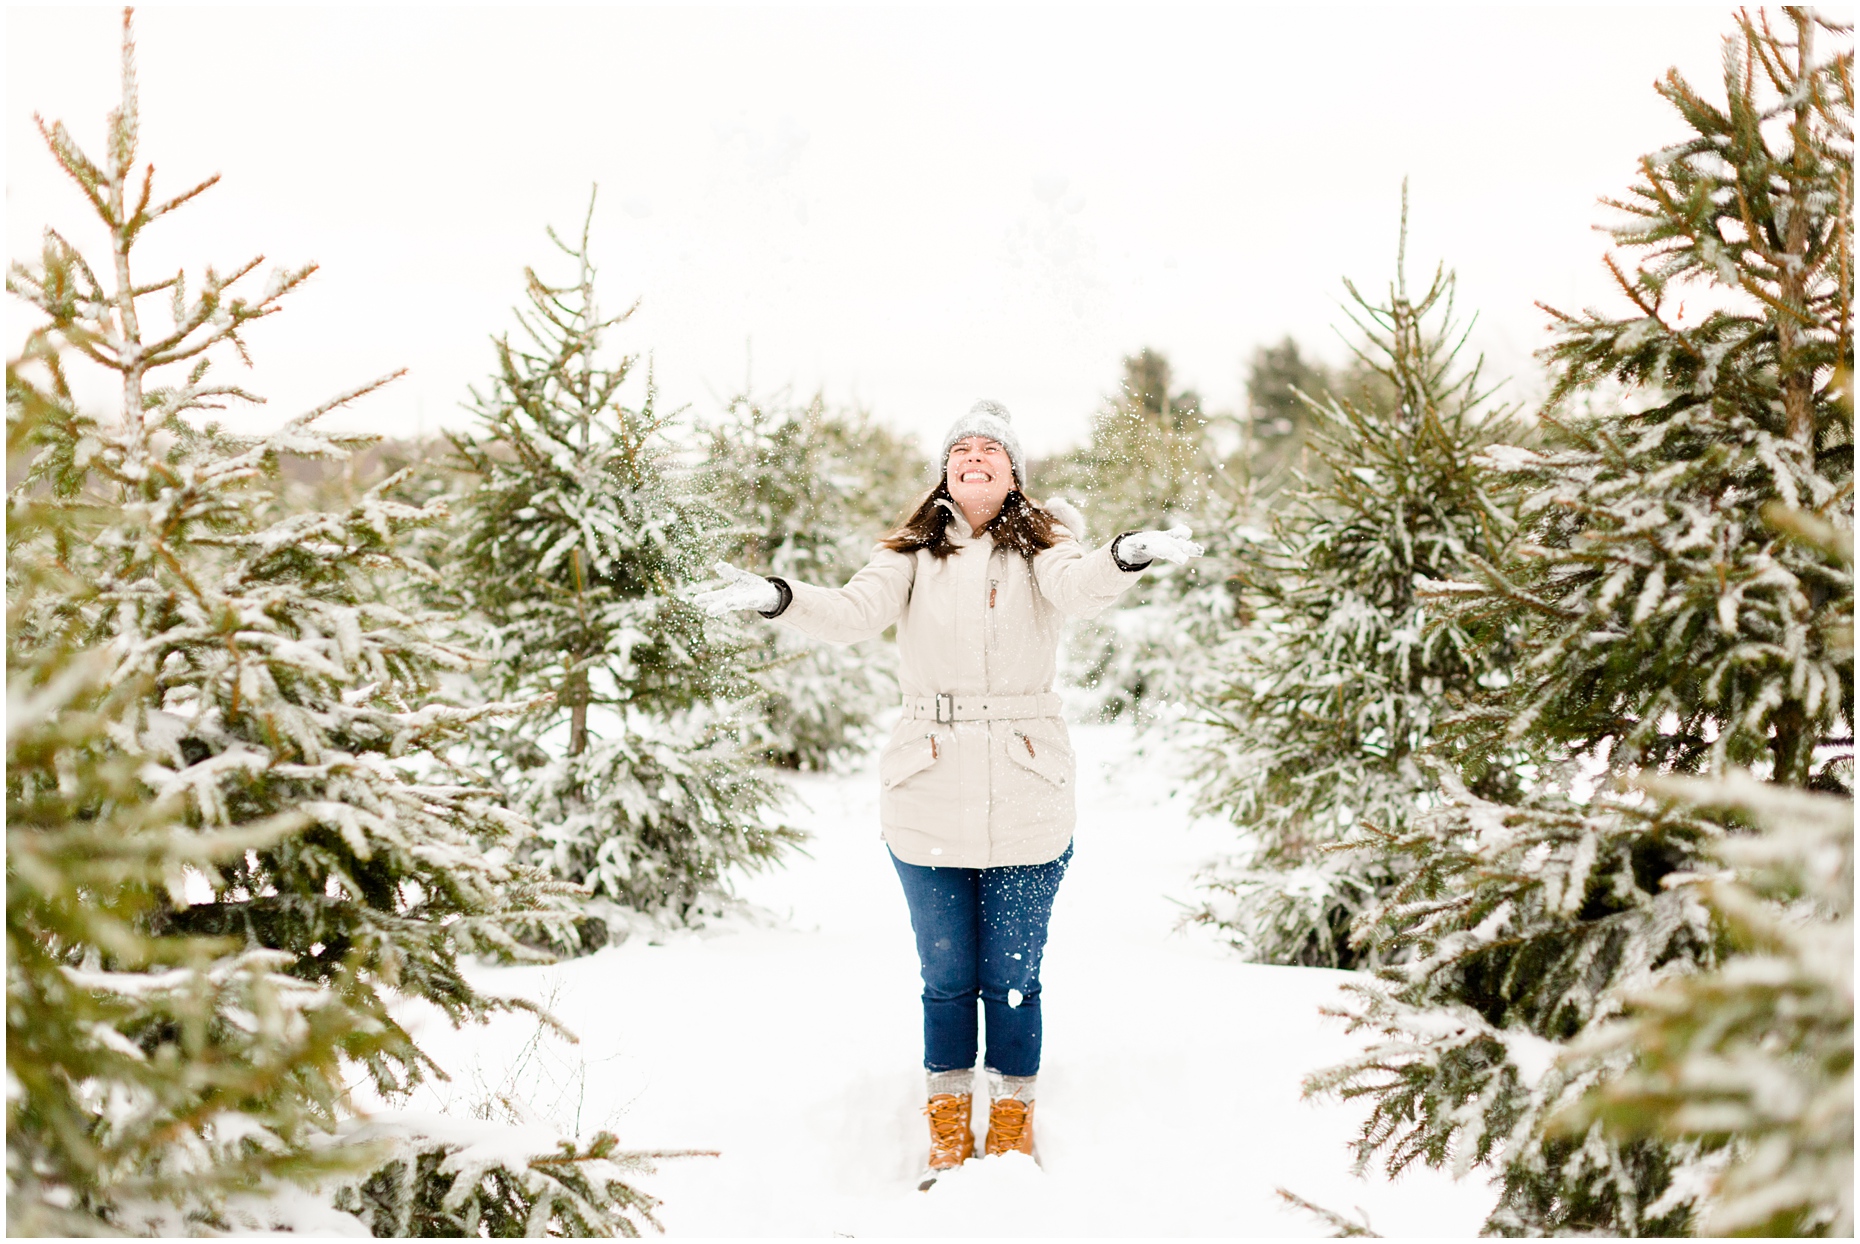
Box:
[1003,725,1072,788]
[881,730,943,789]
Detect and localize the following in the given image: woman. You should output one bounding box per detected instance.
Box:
[696,399,1200,1187]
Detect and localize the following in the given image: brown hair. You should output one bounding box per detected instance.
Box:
[882,481,1062,560]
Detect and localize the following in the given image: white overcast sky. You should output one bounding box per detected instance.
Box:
[8,5,1737,456]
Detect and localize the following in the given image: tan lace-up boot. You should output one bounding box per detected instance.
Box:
[918,1093,974,1190]
[984,1096,1035,1157]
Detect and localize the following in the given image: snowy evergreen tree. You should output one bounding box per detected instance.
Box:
[1308,768,1722,1235]
[6,13,612,1231]
[330,1115,674,1237]
[700,390,920,770]
[1053,340,1401,724]
[7,357,383,1234]
[1573,767,1852,1237]
[1314,12,1853,1234]
[1044,348,1240,721]
[1188,195,1520,969]
[1238,336,1328,489]
[1451,14,1854,791]
[1044,347,1218,541]
[1236,336,1395,494]
[1557,502,1853,1238]
[442,199,799,932]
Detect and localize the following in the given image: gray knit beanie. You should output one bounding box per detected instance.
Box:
[940,399,1025,488]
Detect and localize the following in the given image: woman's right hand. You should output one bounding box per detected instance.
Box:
[693,562,783,616]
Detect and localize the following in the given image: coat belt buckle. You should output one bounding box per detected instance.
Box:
[934,693,953,724]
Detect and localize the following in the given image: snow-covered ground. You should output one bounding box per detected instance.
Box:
[399,718,1496,1237]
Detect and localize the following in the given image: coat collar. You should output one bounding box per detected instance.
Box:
[936,496,977,542]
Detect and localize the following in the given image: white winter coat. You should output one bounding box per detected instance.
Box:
[771,508,1146,868]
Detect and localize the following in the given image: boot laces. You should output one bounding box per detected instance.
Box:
[986,1097,1032,1155]
[924,1093,973,1167]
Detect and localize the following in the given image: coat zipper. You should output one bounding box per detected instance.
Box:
[1016,730,1036,758]
[982,549,998,685]
[929,733,939,761]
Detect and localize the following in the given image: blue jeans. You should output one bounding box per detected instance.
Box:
[889,842,1072,1078]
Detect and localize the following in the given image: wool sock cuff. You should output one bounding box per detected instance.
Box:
[926,1068,974,1099]
[986,1071,1036,1102]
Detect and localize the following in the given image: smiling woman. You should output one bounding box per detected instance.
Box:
[880,404,1062,562]
[946,431,1014,526]
[694,397,1202,1187]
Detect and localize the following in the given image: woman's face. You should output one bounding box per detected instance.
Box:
[945,436,1014,524]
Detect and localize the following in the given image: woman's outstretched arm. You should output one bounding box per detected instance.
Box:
[696,547,917,644]
[1032,526,1202,619]
[772,547,916,642]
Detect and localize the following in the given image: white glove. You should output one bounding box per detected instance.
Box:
[692,562,782,616]
[1118,526,1204,566]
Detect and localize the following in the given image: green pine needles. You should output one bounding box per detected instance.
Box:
[6,15,664,1233]
[1573,763,1853,1236]
[1473,9,1853,785]
[8,363,383,1233]
[441,198,801,931]
[1306,10,1852,1235]
[1190,190,1521,970]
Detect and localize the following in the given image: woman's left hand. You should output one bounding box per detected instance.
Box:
[1119,526,1204,566]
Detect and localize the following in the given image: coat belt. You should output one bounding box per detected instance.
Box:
[900,692,1063,723]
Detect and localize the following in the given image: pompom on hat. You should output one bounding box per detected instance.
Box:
[941,399,1026,488]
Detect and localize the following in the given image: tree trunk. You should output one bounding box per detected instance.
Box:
[565,665,589,757]
[567,547,591,756]
[1778,10,1817,448]
[1769,699,1811,788]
